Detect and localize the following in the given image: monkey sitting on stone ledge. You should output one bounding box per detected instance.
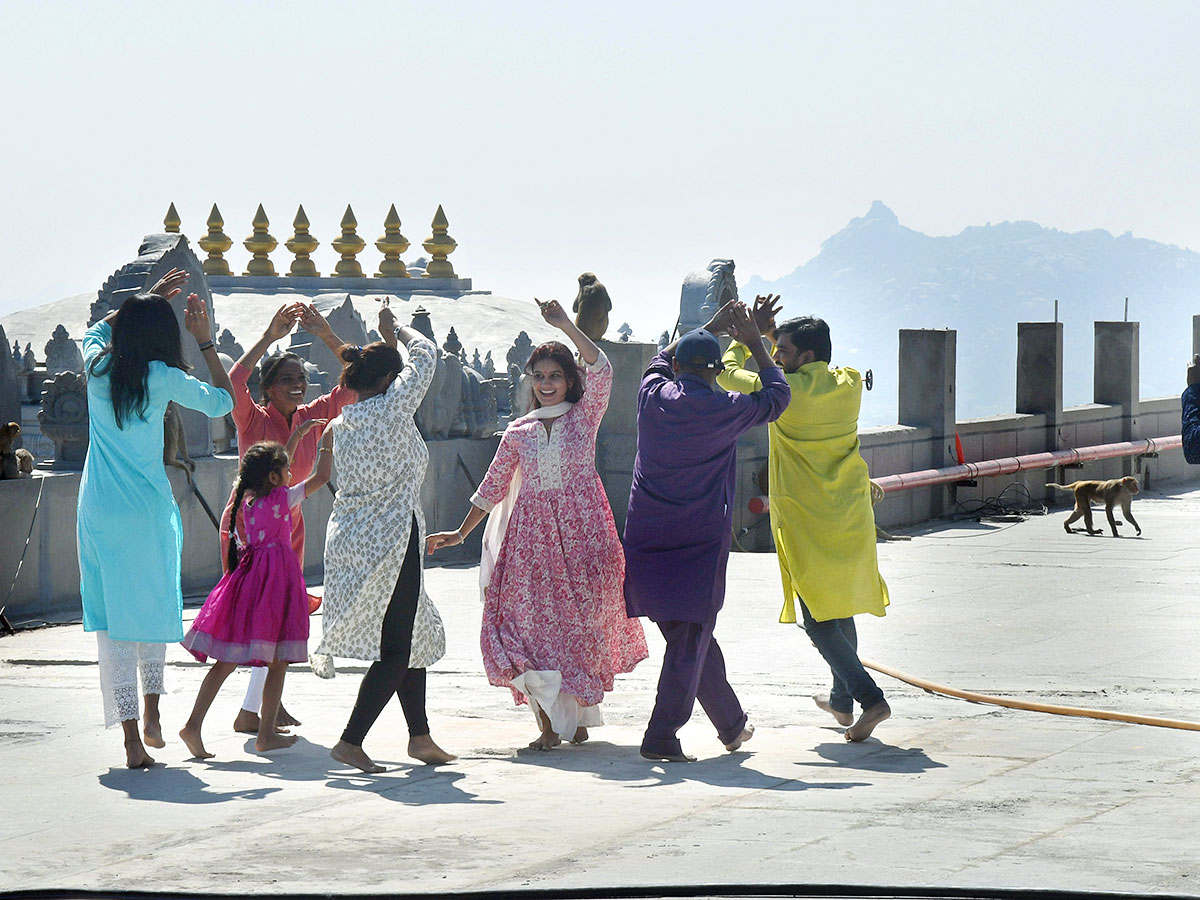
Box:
[573,272,611,341]
[0,422,35,479]
[1048,476,1141,537]
[163,402,195,482]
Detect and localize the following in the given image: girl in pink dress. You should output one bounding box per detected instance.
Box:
[428,299,648,750]
[179,424,334,758]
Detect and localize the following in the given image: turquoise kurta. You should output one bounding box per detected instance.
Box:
[78,321,234,643]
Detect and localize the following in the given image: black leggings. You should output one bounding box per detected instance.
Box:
[340,517,429,746]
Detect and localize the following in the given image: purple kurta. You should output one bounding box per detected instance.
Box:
[623,349,790,623]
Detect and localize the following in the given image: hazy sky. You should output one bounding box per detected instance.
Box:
[2,1,1197,339]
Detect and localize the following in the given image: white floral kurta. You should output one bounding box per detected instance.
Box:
[471,351,648,710]
[311,335,446,678]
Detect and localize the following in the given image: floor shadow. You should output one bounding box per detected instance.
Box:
[797,740,948,773]
[325,767,502,805]
[508,739,869,792]
[98,765,281,803]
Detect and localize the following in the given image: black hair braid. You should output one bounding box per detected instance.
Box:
[227,441,290,570]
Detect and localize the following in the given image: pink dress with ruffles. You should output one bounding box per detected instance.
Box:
[183,484,309,665]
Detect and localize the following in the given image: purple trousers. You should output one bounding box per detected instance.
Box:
[642,616,747,756]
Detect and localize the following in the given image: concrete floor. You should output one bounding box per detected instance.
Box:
[3,488,1200,895]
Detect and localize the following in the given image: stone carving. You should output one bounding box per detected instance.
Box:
[678,258,738,335]
[38,372,89,468]
[444,327,463,358]
[44,325,84,375]
[617,322,633,342]
[0,326,19,433]
[506,330,535,418]
[93,233,215,460]
[573,272,612,341]
[21,343,35,372]
[472,349,483,372]
[658,330,670,351]
[483,351,495,378]
[216,328,244,360]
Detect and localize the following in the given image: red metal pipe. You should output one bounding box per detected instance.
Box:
[871,435,1182,495]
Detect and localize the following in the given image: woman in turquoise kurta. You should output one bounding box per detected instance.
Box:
[78,269,234,768]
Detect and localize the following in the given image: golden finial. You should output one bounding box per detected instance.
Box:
[243,204,278,276]
[163,202,181,233]
[285,204,320,277]
[375,204,410,278]
[422,204,458,279]
[198,204,232,276]
[331,204,366,277]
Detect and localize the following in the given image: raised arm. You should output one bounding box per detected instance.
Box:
[297,303,351,360]
[302,428,335,498]
[236,303,299,371]
[717,295,782,395]
[184,293,235,402]
[536,298,598,366]
[284,418,327,460]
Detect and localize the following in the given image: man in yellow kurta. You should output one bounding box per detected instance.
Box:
[717,298,891,742]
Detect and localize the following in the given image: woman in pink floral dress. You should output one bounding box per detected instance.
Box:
[428,299,647,750]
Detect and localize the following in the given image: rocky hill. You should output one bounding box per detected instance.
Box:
[744,202,1200,427]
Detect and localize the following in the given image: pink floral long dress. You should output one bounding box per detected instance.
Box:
[470,351,648,736]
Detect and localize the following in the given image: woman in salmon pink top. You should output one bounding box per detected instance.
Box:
[220,301,356,733]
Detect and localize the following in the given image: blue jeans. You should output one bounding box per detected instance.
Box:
[799,598,885,714]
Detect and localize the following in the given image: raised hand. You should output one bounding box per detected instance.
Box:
[294,418,328,437]
[297,303,334,339]
[705,299,740,336]
[425,531,463,554]
[149,267,189,301]
[378,297,397,334]
[727,301,763,346]
[535,297,571,330]
[265,303,299,341]
[183,294,212,344]
[752,294,782,340]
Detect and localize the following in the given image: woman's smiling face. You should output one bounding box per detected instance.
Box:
[531,359,567,407]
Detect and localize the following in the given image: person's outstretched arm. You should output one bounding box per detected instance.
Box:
[297,304,350,361]
[184,293,235,402]
[236,303,299,372]
[536,297,599,366]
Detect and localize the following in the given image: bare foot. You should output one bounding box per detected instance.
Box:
[276,705,301,728]
[571,726,589,744]
[331,740,385,774]
[725,722,755,752]
[124,738,155,769]
[528,730,562,751]
[640,748,695,763]
[234,709,289,735]
[845,700,891,742]
[178,724,215,760]
[408,734,457,765]
[813,694,854,727]
[143,716,166,749]
[255,732,299,752]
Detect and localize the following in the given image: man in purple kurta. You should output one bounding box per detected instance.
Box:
[624,303,790,761]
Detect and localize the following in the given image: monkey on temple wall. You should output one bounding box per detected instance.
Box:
[573,272,611,341]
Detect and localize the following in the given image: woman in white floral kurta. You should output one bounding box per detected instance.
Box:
[315,305,454,773]
[428,300,648,750]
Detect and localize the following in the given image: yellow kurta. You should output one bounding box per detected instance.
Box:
[718,343,888,623]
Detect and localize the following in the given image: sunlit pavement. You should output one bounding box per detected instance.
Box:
[3,487,1200,895]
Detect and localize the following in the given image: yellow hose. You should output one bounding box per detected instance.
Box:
[860,657,1200,732]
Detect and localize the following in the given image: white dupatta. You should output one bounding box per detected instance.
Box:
[477,399,573,602]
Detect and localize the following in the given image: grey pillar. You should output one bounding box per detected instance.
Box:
[1016,321,1063,450]
[1192,315,1200,359]
[898,329,956,515]
[1093,321,1139,447]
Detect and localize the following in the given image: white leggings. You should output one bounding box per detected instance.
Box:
[242,666,267,713]
[95,631,167,727]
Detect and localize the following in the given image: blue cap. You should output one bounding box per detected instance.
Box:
[676,328,724,370]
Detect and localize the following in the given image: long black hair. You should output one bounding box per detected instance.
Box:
[228,441,290,571]
[88,293,189,429]
[338,342,402,392]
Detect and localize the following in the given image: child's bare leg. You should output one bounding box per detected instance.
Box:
[179,661,236,759]
[142,693,165,748]
[256,661,298,752]
[122,718,155,768]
